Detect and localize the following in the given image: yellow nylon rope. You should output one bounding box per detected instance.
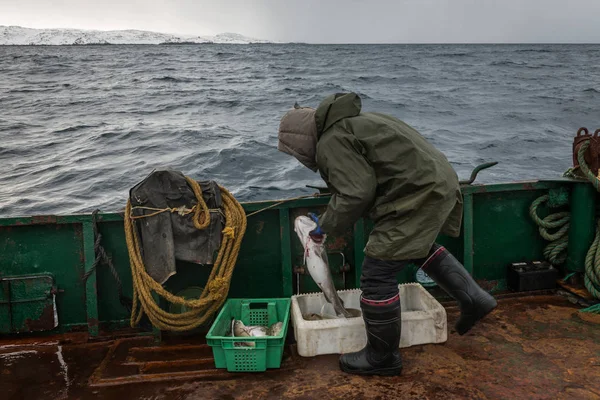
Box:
[125,176,247,331]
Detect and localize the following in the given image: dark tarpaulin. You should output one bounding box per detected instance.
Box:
[129,169,223,284]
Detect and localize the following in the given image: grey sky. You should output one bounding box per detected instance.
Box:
[1,0,599,43]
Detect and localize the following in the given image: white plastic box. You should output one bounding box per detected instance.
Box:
[291,283,447,357]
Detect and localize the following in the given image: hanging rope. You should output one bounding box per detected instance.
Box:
[83,209,132,312]
[529,193,570,266]
[575,140,600,310]
[245,194,325,218]
[125,176,247,331]
[577,140,600,192]
[531,139,600,312]
[583,219,600,310]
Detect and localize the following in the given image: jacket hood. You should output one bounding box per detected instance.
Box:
[277,107,318,172]
[315,92,362,136]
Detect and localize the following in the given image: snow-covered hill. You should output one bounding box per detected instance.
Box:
[0,26,272,45]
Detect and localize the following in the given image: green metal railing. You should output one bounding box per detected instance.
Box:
[0,179,578,336]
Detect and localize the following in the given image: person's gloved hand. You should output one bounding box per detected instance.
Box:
[308,213,325,243]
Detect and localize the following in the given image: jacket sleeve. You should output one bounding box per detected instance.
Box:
[317,130,377,234]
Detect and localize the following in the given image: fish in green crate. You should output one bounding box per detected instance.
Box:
[229,319,285,347]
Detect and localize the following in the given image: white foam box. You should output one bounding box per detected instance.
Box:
[291,283,447,357]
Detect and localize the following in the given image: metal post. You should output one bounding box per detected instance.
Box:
[82,221,99,336]
[279,209,294,297]
[566,183,597,272]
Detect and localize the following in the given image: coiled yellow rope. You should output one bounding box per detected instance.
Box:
[125,176,247,331]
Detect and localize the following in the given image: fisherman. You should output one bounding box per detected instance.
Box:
[277,92,497,376]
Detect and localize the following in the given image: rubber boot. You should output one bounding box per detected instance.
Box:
[339,295,403,376]
[421,244,497,335]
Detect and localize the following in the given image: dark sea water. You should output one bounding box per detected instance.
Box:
[0,44,599,217]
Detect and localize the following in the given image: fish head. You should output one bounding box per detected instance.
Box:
[269,321,284,336]
[293,215,317,247]
[233,320,250,337]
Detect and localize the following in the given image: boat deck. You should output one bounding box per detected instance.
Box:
[2,295,600,400]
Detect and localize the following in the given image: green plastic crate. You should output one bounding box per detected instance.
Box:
[206,298,291,372]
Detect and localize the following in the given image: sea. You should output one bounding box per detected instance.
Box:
[0,44,599,217]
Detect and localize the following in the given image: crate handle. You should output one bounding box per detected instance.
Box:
[224,339,268,349]
[250,302,268,309]
[240,301,278,325]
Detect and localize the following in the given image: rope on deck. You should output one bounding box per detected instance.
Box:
[125,176,247,331]
[531,140,600,312]
[529,193,570,266]
[576,141,600,309]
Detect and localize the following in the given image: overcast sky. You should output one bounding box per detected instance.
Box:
[1,0,599,43]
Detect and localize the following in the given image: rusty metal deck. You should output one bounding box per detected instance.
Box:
[1,295,599,400]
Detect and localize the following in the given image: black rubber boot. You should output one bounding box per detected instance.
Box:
[339,295,403,376]
[422,244,497,335]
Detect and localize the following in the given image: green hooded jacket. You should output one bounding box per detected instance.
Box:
[315,93,463,261]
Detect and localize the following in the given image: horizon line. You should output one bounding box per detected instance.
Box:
[1,42,599,46]
[1,25,599,46]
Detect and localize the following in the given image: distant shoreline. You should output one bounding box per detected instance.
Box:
[0,42,284,46]
[0,42,598,46]
[0,25,274,45]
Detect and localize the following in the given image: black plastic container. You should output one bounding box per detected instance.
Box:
[507,261,558,292]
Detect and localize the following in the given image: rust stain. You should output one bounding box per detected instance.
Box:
[23,303,56,332]
[88,338,122,386]
[326,236,348,251]
[128,344,214,355]
[557,279,595,300]
[73,225,86,265]
[522,182,537,191]
[476,279,499,292]
[87,318,100,328]
[2,295,600,399]
[138,358,214,374]
[73,224,84,240]
[88,337,303,387]
[31,215,58,225]
[89,369,239,387]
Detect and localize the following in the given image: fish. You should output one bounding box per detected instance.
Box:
[303,308,362,321]
[232,320,283,337]
[302,312,337,321]
[233,320,268,337]
[232,320,269,347]
[268,321,283,336]
[293,215,353,318]
[231,321,284,346]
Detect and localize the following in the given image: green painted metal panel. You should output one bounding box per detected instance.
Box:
[566,183,596,272]
[228,210,285,298]
[95,219,134,324]
[279,208,294,297]
[471,188,554,288]
[0,274,57,333]
[82,221,99,336]
[0,280,9,332]
[161,210,287,304]
[0,180,581,334]
[0,224,87,329]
